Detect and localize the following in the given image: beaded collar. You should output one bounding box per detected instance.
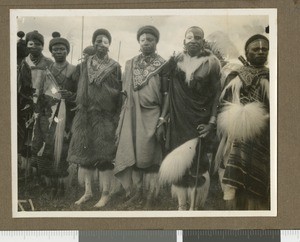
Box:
[87,54,117,84]
[237,65,269,87]
[132,53,165,91]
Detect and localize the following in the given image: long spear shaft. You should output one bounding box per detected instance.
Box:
[192,137,202,210]
[117,41,121,62]
[70,44,73,64]
[75,16,85,198]
[80,16,84,67]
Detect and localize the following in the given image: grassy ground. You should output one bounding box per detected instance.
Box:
[17,168,226,212]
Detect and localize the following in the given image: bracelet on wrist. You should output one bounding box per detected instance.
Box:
[157,117,166,128]
[209,116,216,125]
[158,117,165,121]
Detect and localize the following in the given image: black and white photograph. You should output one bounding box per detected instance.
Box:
[11,9,277,217]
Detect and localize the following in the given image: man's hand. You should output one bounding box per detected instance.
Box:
[156,118,166,142]
[197,123,213,138]
[58,90,73,100]
[156,125,166,142]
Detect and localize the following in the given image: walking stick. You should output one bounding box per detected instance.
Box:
[117,41,121,63]
[80,16,84,71]
[192,136,202,210]
[24,121,30,192]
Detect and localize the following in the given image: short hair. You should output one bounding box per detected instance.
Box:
[92,29,112,44]
[245,34,269,52]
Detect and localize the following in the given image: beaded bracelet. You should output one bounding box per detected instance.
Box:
[158,117,166,122]
[209,116,217,125]
[156,117,166,128]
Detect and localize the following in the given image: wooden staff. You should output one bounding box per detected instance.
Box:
[80,16,84,72]
[117,41,121,62]
[192,137,203,210]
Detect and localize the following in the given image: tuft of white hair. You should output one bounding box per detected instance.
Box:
[220,63,242,89]
[159,138,198,184]
[78,167,97,187]
[217,102,269,141]
[98,169,121,194]
[144,172,160,198]
[219,76,243,104]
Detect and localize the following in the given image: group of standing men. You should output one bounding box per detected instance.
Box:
[17,24,270,210]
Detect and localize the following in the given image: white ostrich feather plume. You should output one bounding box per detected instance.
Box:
[177,54,211,85]
[159,138,198,184]
[217,102,269,141]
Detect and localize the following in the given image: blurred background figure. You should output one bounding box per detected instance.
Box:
[17,30,53,181]
[17,31,29,178]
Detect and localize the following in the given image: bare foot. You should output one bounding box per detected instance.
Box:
[125,190,143,206]
[145,193,155,210]
[225,199,237,210]
[75,194,93,205]
[94,194,110,208]
[178,204,187,210]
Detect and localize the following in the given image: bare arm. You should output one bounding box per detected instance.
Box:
[198,57,221,137]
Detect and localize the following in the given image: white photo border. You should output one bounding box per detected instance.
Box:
[10,8,277,218]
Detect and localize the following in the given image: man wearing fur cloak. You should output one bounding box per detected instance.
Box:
[216,34,270,210]
[159,26,221,210]
[67,29,122,208]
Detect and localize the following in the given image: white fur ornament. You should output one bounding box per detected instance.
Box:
[159,138,198,184]
[217,102,269,141]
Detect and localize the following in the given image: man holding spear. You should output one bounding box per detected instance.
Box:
[159,26,221,210]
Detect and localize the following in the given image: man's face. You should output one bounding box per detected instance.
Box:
[184,28,204,56]
[246,39,269,67]
[93,35,110,56]
[51,44,68,63]
[27,39,43,56]
[139,33,157,56]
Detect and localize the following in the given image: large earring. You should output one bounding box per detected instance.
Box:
[202,39,206,49]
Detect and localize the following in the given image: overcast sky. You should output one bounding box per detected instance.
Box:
[15,10,269,68]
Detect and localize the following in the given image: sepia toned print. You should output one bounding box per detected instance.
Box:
[11,9,277,217]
